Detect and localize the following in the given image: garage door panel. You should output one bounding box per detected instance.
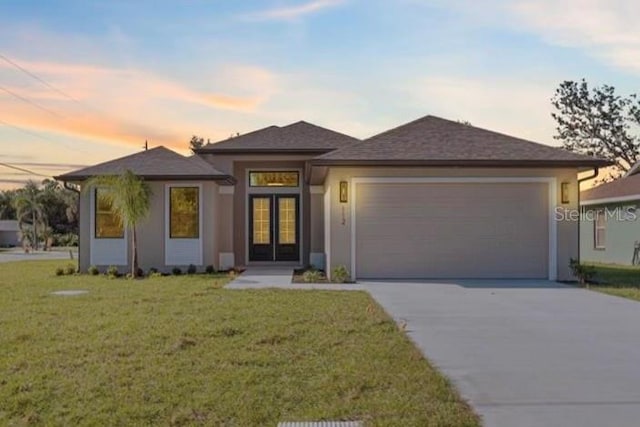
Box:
[355,182,549,279]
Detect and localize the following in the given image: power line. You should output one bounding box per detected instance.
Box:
[0,162,51,178]
[0,52,84,105]
[0,118,91,154]
[0,84,64,118]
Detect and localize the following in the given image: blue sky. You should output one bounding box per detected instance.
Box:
[0,0,638,188]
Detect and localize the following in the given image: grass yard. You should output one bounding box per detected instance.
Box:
[588,263,640,301]
[0,261,478,426]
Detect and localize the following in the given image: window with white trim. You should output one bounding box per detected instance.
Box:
[95,188,123,238]
[594,210,606,249]
[169,187,199,238]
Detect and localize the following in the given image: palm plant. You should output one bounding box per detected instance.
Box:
[84,170,152,277]
[13,181,46,250]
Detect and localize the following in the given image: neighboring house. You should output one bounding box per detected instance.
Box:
[0,220,20,247]
[55,115,607,280]
[581,170,640,265]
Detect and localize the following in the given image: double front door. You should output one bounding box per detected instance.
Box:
[249,194,300,262]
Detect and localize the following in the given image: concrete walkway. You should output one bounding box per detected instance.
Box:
[226,267,365,290]
[364,279,640,427]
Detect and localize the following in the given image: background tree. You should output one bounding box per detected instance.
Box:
[189,135,205,153]
[0,190,17,219]
[85,170,152,277]
[12,181,46,250]
[552,79,640,179]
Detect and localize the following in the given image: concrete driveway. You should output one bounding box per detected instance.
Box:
[364,279,640,427]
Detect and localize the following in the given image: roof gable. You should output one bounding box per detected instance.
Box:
[198,121,359,153]
[55,146,233,182]
[314,115,609,167]
[581,174,640,203]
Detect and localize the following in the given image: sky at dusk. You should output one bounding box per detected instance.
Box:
[0,0,638,188]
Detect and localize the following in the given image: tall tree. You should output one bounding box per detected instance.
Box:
[552,79,640,178]
[12,181,46,250]
[39,179,78,235]
[189,135,205,153]
[0,190,17,219]
[84,170,152,277]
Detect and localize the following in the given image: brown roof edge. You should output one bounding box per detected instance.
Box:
[309,159,613,168]
[194,147,335,155]
[54,174,237,185]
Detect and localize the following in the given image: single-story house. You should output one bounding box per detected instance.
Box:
[580,168,640,265]
[56,115,608,281]
[0,220,20,247]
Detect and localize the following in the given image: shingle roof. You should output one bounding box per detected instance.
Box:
[55,146,234,183]
[313,115,610,167]
[197,121,359,153]
[581,174,640,203]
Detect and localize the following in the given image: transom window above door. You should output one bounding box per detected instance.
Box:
[249,171,299,187]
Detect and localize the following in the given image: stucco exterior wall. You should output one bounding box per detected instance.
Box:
[78,180,221,273]
[580,201,640,265]
[324,167,580,281]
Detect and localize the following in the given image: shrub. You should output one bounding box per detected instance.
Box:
[106,265,119,278]
[569,258,596,286]
[205,265,216,274]
[303,269,324,283]
[172,267,182,276]
[149,267,158,274]
[136,267,145,278]
[88,265,99,276]
[64,264,76,275]
[332,265,350,283]
[187,264,197,275]
[149,271,163,278]
[55,267,64,276]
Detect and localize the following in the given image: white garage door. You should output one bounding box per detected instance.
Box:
[355,180,551,279]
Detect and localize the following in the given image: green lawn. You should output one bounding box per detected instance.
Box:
[0,261,478,426]
[588,263,640,301]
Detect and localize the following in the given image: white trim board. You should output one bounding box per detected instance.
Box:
[350,177,558,281]
[581,194,640,206]
[164,183,204,266]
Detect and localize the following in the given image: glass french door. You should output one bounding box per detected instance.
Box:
[249,194,300,262]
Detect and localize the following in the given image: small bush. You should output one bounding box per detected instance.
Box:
[88,265,99,276]
[205,265,216,274]
[54,267,64,276]
[149,271,163,278]
[64,264,76,275]
[303,269,324,283]
[172,267,182,276]
[187,264,197,275]
[106,266,119,278]
[332,265,351,283]
[149,267,159,274]
[569,258,596,286]
[136,267,145,278]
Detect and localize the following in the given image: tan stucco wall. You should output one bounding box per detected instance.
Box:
[79,186,91,272]
[324,167,580,281]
